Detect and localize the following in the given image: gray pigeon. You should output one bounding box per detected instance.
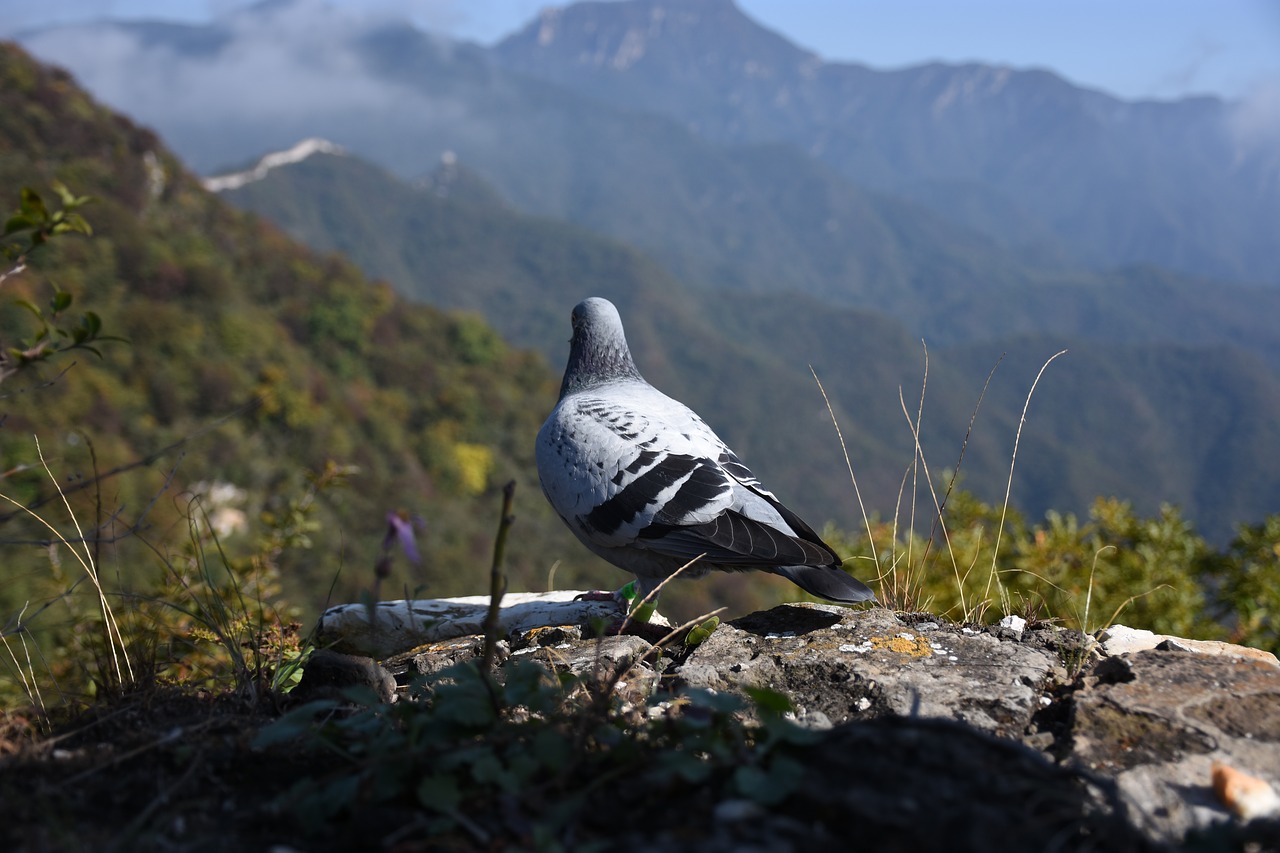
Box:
[536,297,876,607]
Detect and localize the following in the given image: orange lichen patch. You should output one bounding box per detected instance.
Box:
[524,626,574,641]
[1212,761,1280,820]
[869,635,934,658]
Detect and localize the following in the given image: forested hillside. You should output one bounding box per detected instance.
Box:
[0,43,620,624]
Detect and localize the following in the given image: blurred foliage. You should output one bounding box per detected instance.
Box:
[1202,514,1280,653]
[827,491,1279,654]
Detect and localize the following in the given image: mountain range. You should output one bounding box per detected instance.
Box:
[11,0,1280,542]
[496,0,1280,286]
[213,144,1280,543]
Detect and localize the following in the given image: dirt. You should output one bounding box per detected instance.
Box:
[0,690,308,851]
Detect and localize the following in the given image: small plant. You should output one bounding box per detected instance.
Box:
[253,657,817,847]
[145,465,351,698]
[1,183,93,267]
[0,436,133,711]
[1,183,121,384]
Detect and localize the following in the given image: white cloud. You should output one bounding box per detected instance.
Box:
[1228,78,1280,149]
[22,0,447,123]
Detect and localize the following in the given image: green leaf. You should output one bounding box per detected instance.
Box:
[19,187,47,220]
[82,311,102,336]
[50,180,76,206]
[685,616,719,646]
[732,758,804,806]
[250,699,340,748]
[742,686,793,716]
[14,299,43,319]
[51,290,72,312]
[532,725,572,770]
[470,751,519,792]
[59,212,93,236]
[3,214,35,237]
[416,773,461,812]
[658,750,713,783]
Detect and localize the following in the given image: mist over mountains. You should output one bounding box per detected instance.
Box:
[19,0,1280,286]
[12,0,1280,541]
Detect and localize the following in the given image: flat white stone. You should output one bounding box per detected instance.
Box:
[317,590,626,658]
[1099,624,1278,667]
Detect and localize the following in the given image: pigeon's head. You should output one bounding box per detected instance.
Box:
[560,297,644,397]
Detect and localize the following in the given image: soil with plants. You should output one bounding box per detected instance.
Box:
[0,668,1145,853]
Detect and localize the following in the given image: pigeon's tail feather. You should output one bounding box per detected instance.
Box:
[769,565,876,604]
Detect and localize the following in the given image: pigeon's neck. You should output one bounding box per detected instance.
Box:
[560,331,645,398]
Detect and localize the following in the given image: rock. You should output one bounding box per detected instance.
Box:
[512,634,660,706]
[673,603,1063,739]
[302,592,1280,849]
[781,717,1152,853]
[316,590,626,657]
[326,610,661,706]
[380,636,508,683]
[1098,624,1279,667]
[609,716,1154,853]
[1066,650,1280,843]
[291,649,397,704]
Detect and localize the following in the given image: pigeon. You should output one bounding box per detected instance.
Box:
[536,297,876,608]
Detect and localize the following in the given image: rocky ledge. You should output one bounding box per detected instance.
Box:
[308,593,1280,850]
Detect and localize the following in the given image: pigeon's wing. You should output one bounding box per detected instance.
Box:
[538,387,839,568]
[637,415,840,568]
[536,392,738,548]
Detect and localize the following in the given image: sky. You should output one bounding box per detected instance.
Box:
[3,0,1279,101]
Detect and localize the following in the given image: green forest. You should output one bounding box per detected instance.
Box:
[0,41,1277,715]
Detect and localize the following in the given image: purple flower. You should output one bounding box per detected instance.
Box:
[382,510,423,565]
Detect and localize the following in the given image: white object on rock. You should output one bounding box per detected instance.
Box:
[318,590,629,658]
[1213,761,1280,820]
[998,614,1027,638]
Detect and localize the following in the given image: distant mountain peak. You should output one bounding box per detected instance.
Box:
[505,0,814,78]
[203,138,345,192]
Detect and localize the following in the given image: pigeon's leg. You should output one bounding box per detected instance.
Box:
[573,578,657,611]
[625,577,661,624]
[574,579,660,633]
